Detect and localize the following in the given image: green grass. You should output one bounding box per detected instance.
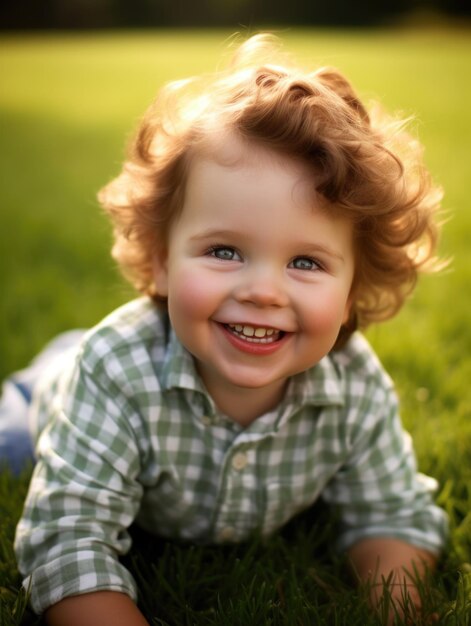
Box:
[1,27,470,625]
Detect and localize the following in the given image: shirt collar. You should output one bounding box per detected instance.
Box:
[161,329,344,409]
[160,329,207,395]
[285,355,344,408]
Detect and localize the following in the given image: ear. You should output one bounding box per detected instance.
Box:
[152,248,169,297]
[342,287,356,326]
[342,299,351,325]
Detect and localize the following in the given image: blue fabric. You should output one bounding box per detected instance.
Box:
[0,379,34,474]
[0,330,85,475]
[13,380,33,403]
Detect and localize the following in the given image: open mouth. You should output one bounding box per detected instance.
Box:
[225,323,284,344]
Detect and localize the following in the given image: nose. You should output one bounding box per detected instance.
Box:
[233,264,289,308]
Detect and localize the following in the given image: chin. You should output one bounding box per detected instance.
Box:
[224,371,286,391]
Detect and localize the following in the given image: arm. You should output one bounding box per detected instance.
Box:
[46,591,150,626]
[348,537,436,620]
[15,345,145,613]
[321,375,447,558]
[319,352,447,620]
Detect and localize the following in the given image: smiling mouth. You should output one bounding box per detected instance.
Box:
[224,323,284,344]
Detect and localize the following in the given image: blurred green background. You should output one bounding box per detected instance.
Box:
[1,17,471,622]
[1,28,469,358]
[0,25,470,492]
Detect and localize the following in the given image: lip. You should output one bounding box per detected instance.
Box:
[216,322,291,356]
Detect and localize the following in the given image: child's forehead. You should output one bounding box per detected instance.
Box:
[192,132,312,180]
[183,133,346,224]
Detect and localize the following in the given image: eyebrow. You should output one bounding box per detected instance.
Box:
[190,229,346,262]
[190,229,238,243]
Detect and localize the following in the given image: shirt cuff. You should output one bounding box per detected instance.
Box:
[336,506,449,556]
[24,550,137,615]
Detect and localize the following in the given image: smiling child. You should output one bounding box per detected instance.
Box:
[12,34,447,625]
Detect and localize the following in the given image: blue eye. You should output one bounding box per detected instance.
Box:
[209,246,241,261]
[290,257,321,271]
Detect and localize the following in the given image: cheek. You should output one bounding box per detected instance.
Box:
[167,268,221,321]
[301,289,351,335]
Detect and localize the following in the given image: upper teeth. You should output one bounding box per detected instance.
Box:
[229,324,275,338]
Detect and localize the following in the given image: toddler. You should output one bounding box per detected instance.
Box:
[11,34,447,625]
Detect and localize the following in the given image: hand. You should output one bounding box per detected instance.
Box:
[369,579,438,625]
[347,537,438,626]
[45,591,150,626]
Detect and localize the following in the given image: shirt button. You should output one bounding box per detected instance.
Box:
[201,415,212,426]
[231,451,248,471]
[219,526,236,542]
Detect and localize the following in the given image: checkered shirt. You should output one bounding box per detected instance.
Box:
[14,298,448,613]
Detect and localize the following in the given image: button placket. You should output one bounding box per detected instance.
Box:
[218,526,236,542]
[231,451,248,471]
[213,448,252,542]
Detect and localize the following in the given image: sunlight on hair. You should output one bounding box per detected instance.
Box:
[99,33,445,348]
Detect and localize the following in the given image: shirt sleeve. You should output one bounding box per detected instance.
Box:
[14,345,145,614]
[321,382,448,555]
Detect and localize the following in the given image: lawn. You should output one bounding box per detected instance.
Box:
[1,27,470,625]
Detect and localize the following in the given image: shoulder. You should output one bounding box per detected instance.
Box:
[81,298,167,364]
[30,298,170,441]
[75,298,169,391]
[323,334,398,431]
[329,332,394,393]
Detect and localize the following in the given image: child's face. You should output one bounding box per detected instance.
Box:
[154,138,354,409]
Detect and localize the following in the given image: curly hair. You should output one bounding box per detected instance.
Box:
[99,34,443,348]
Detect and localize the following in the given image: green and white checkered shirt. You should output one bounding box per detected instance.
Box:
[14,298,448,614]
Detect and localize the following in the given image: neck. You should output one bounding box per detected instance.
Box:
[205,378,287,427]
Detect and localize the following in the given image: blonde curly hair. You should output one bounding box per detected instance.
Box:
[99,34,443,348]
